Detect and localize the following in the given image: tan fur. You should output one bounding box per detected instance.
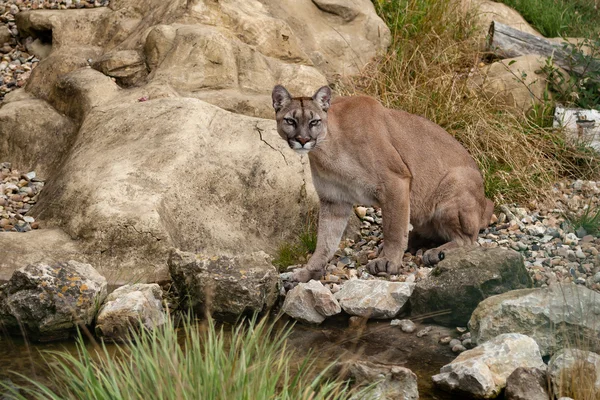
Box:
[271,85,494,282]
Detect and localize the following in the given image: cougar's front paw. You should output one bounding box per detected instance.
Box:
[292,267,325,283]
[366,258,400,277]
[423,248,445,266]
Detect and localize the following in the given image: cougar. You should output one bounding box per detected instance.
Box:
[272,85,494,283]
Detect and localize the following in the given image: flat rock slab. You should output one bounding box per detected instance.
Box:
[334,279,414,319]
[411,246,532,326]
[282,280,341,324]
[0,260,107,341]
[433,333,545,398]
[95,283,166,341]
[469,283,600,356]
[168,248,279,320]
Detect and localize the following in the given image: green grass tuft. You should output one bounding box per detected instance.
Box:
[565,201,600,236]
[273,214,318,271]
[1,315,371,400]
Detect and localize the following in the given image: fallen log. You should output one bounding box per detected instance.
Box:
[487,21,600,77]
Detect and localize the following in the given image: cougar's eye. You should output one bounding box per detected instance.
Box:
[309,119,321,127]
[284,118,296,126]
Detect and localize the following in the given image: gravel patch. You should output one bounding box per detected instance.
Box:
[287,179,600,293]
[0,0,109,101]
[0,161,44,232]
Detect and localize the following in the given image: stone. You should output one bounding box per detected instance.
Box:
[410,247,532,326]
[504,367,549,400]
[91,50,147,87]
[0,95,76,179]
[168,249,279,320]
[0,25,11,45]
[549,349,600,399]
[470,54,564,112]
[334,280,414,319]
[469,284,600,356]
[0,260,107,341]
[95,283,166,341]
[282,280,341,324]
[335,360,419,400]
[391,318,416,333]
[432,333,545,398]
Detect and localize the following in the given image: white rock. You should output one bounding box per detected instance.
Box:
[335,280,414,319]
[282,280,341,324]
[95,283,166,341]
[432,333,545,398]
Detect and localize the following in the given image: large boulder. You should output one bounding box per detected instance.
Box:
[469,54,561,112]
[282,280,341,324]
[168,248,279,319]
[0,260,107,341]
[410,247,532,326]
[334,280,414,319]
[95,283,166,341]
[432,333,545,398]
[548,349,600,399]
[469,284,600,357]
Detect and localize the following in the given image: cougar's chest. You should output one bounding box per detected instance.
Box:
[308,154,378,206]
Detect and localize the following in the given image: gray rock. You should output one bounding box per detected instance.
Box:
[168,249,279,320]
[391,318,416,333]
[334,280,414,319]
[449,339,461,348]
[504,367,549,400]
[432,333,545,398]
[452,344,466,353]
[410,247,532,326]
[469,284,600,356]
[0,261,107,341]
[335,360,418,400]
[95,283,166,341]
[0,26,11,45]
[282,280,341,324]
[549,349,600,399]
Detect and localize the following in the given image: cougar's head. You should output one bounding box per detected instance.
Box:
[271,85,331,154]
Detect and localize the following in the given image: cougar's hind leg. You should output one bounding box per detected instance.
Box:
[422,170,486,266]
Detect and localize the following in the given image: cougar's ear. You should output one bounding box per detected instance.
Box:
[312,86,332,112]
[272,85,292,113]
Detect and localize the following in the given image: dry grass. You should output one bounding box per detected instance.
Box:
[340,0,600,204]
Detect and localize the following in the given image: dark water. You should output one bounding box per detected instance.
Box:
[0,318,457,400]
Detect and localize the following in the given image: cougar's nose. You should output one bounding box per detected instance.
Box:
[296,136,310,145]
